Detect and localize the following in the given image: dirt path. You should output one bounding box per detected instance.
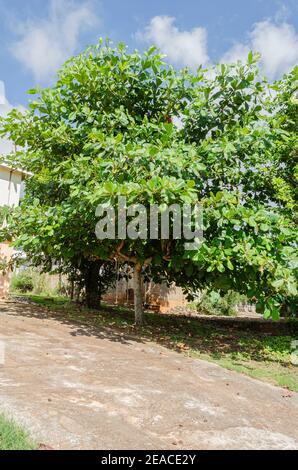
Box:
[0,300,298,450]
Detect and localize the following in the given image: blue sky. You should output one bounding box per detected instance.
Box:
[0,0,298,109]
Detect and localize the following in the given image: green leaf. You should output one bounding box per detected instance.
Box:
[115,133,123,143]
[271,307,280,321]
[263,309,271,319]
[271,279,284,289]
[227,260,234,270]
[147,46,157,56]
[248,51,254,64]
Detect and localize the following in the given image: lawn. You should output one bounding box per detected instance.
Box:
[0,414,35,450]
[15,294,298,393]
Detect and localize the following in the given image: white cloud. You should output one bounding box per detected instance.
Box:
[137,16,209,69]
[222,20,298,79]
[10,0,97,82]
[221,43,250,65]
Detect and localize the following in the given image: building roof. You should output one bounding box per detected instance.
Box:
[0,162,32,176]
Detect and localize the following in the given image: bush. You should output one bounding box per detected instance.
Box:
[10,267,65,296]
[11,271,34,293]
[196,290,246,316]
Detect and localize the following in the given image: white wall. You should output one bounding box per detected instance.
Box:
[0,164,23,297]
[0,165,23,207]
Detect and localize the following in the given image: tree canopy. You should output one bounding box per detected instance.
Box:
[0,41,297,323]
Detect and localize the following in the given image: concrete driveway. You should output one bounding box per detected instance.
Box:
[0,300,298,450]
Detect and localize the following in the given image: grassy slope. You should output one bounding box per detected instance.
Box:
[0,414,35,450]
[15,294,298,393]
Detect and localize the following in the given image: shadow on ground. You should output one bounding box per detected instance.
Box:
[3,296,298,365]
[0,300,144,347]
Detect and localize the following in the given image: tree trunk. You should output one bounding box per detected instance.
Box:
[85,260,102,310]
[70,279,74,300]
[133,264,144,326]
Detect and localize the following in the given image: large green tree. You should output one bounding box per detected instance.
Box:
[0,41,193,324]
[0,42,297,324]
[161,57,298,318]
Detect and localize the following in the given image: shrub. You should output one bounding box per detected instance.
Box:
[196,290,246,316]
[11,271,34,293]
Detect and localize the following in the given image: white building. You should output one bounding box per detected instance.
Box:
[0,163,24,207]
[0,81,28,296]
[0,163,26,296]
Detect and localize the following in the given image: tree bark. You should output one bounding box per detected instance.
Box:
[133,264,144,326]
[85,260,102,310]
[70,280,74,300]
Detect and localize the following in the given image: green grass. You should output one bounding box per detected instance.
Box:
[195,353,298,391]
[14,294,298,393]
[0,414,35,450]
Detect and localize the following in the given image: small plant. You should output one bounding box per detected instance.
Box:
[11,270,34,293]
[0,413,35,450]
